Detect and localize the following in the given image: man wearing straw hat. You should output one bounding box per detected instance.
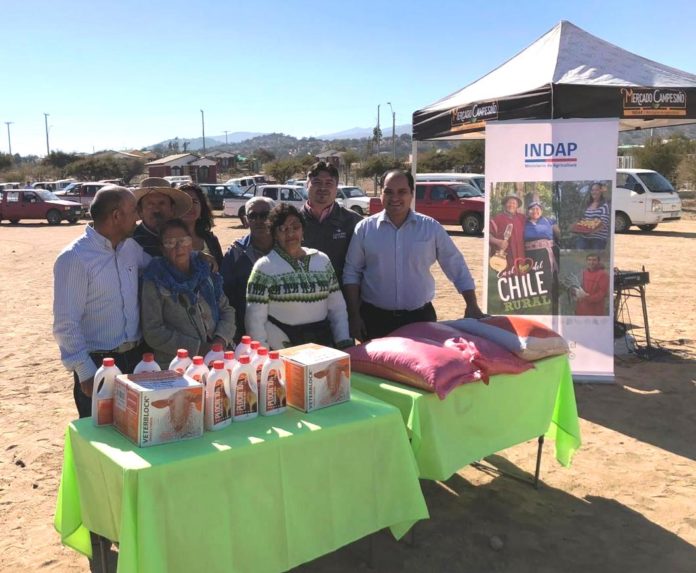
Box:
[132,177,193,256]
[489,191,526,274]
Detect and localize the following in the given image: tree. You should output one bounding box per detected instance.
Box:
[264,158,303,184]
[372,126,382,153]
[66,156,145,183]
[253,148,275,163]
[417,150,455,172]
[341,150,360,184]
[632,137,694,183]
[42,151,81,170]
[0,153,12,171]
[356,156,404,179]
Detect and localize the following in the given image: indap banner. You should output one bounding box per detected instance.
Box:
[484,119,619,381]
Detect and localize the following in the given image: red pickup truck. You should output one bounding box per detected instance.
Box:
[0,189,84,225]
[369,182,485,235]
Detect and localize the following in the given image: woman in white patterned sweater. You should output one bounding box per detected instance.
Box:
[245,204,352,350]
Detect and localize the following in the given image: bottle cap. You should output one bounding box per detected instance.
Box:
[103,357,115,367]
[192,356,204,365]
[213,360,224,370]
[143,353,155,362]
[223,351,235,360]
[241,335,251,344]
[269,351,280,360]
[239,355,251,364]
[177,349,189,358]
[211,343,223,352]
[257,347,268,356]
[250,341,260,350]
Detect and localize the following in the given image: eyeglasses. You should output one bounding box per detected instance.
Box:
[247,212,269,221]
[162,236,193,249]
[277,223,302,234]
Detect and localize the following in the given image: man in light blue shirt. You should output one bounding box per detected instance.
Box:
[343,170,483,340]
[53,186,150,418]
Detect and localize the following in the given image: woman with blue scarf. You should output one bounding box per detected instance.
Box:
[141,219,236,367]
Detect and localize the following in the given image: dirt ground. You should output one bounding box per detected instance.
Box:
[0,211,694,573]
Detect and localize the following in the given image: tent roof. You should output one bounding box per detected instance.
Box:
[414,21,696,140]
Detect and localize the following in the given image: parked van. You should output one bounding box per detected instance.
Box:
[416,173,485,193]
[55,182,110,208]
[614,169,682,232]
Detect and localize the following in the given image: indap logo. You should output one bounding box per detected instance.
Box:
[524,142,578,168]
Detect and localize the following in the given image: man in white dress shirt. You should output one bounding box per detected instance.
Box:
[343,170,484,340]
[53,186,150,418]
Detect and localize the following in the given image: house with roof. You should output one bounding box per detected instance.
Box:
[145,153,217,183]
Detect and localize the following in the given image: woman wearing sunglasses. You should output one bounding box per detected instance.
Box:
[141,219,236,366]
[245,204,352,350]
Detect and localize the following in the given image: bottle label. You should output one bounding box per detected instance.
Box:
[96,398,113,425]
[235,373,258,416]
[266,368,287,412]
[214,380,231,424]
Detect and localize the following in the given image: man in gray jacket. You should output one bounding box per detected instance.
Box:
[300,161,362,288]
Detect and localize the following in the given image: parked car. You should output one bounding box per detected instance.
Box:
[614,169,682,232]
[163,175,193,186]
[0,182,22,191]
[223,185,307,221]
[369,181,485,235]
[55,182,110,208]
[416,173,485,194]
[0,189,83,225]
[224,176,257,192]
[336,185,369,215]
[198,183,247,210]
[32,179,76,192]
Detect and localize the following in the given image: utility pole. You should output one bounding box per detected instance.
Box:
[224,130,229,145]
[387,102,396,160]
[4,121,13,155]
[376,104,381,154]
[200,109,206,154]
[44,113,50,155]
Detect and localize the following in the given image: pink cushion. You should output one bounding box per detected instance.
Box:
[391,322,534,381]
[345,336,481,399]
[443,317,569,361]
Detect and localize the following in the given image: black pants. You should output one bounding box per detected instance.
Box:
[360,301,437,340]
[73,343,147,419]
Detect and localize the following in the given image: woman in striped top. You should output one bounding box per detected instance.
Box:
[576,183,610,250]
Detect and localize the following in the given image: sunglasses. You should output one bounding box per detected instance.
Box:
[162,236,193,249]
[247,212,269,221]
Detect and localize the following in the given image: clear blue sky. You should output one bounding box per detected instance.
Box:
[2,0,695,156]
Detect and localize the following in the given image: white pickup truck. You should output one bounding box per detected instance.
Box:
[223,184,307,222]
[335,185,370,215]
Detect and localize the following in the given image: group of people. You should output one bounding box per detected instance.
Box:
[489,192,560,276]
[53,162,484,419]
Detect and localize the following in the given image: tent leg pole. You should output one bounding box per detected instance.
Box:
[534,435,544,489]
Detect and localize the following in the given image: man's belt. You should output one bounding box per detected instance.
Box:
[93,340,140,355]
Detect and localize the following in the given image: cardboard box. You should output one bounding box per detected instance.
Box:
[113,370,203,447]
[279,344,350,412]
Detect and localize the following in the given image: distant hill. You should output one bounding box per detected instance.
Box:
[148,132,265,152]
[317,124,412,140]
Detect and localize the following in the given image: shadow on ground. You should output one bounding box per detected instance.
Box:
[294,456,696,573]
[576,360,696,461]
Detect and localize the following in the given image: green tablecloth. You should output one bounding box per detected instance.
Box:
[352,354,581,481]
[55,389,428,573]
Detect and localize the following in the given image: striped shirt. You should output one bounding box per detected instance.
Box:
[53,225,150,381]
[583,202,610,240]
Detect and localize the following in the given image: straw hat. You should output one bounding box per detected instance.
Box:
[502,193,522,208]
[133,177,192,218]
